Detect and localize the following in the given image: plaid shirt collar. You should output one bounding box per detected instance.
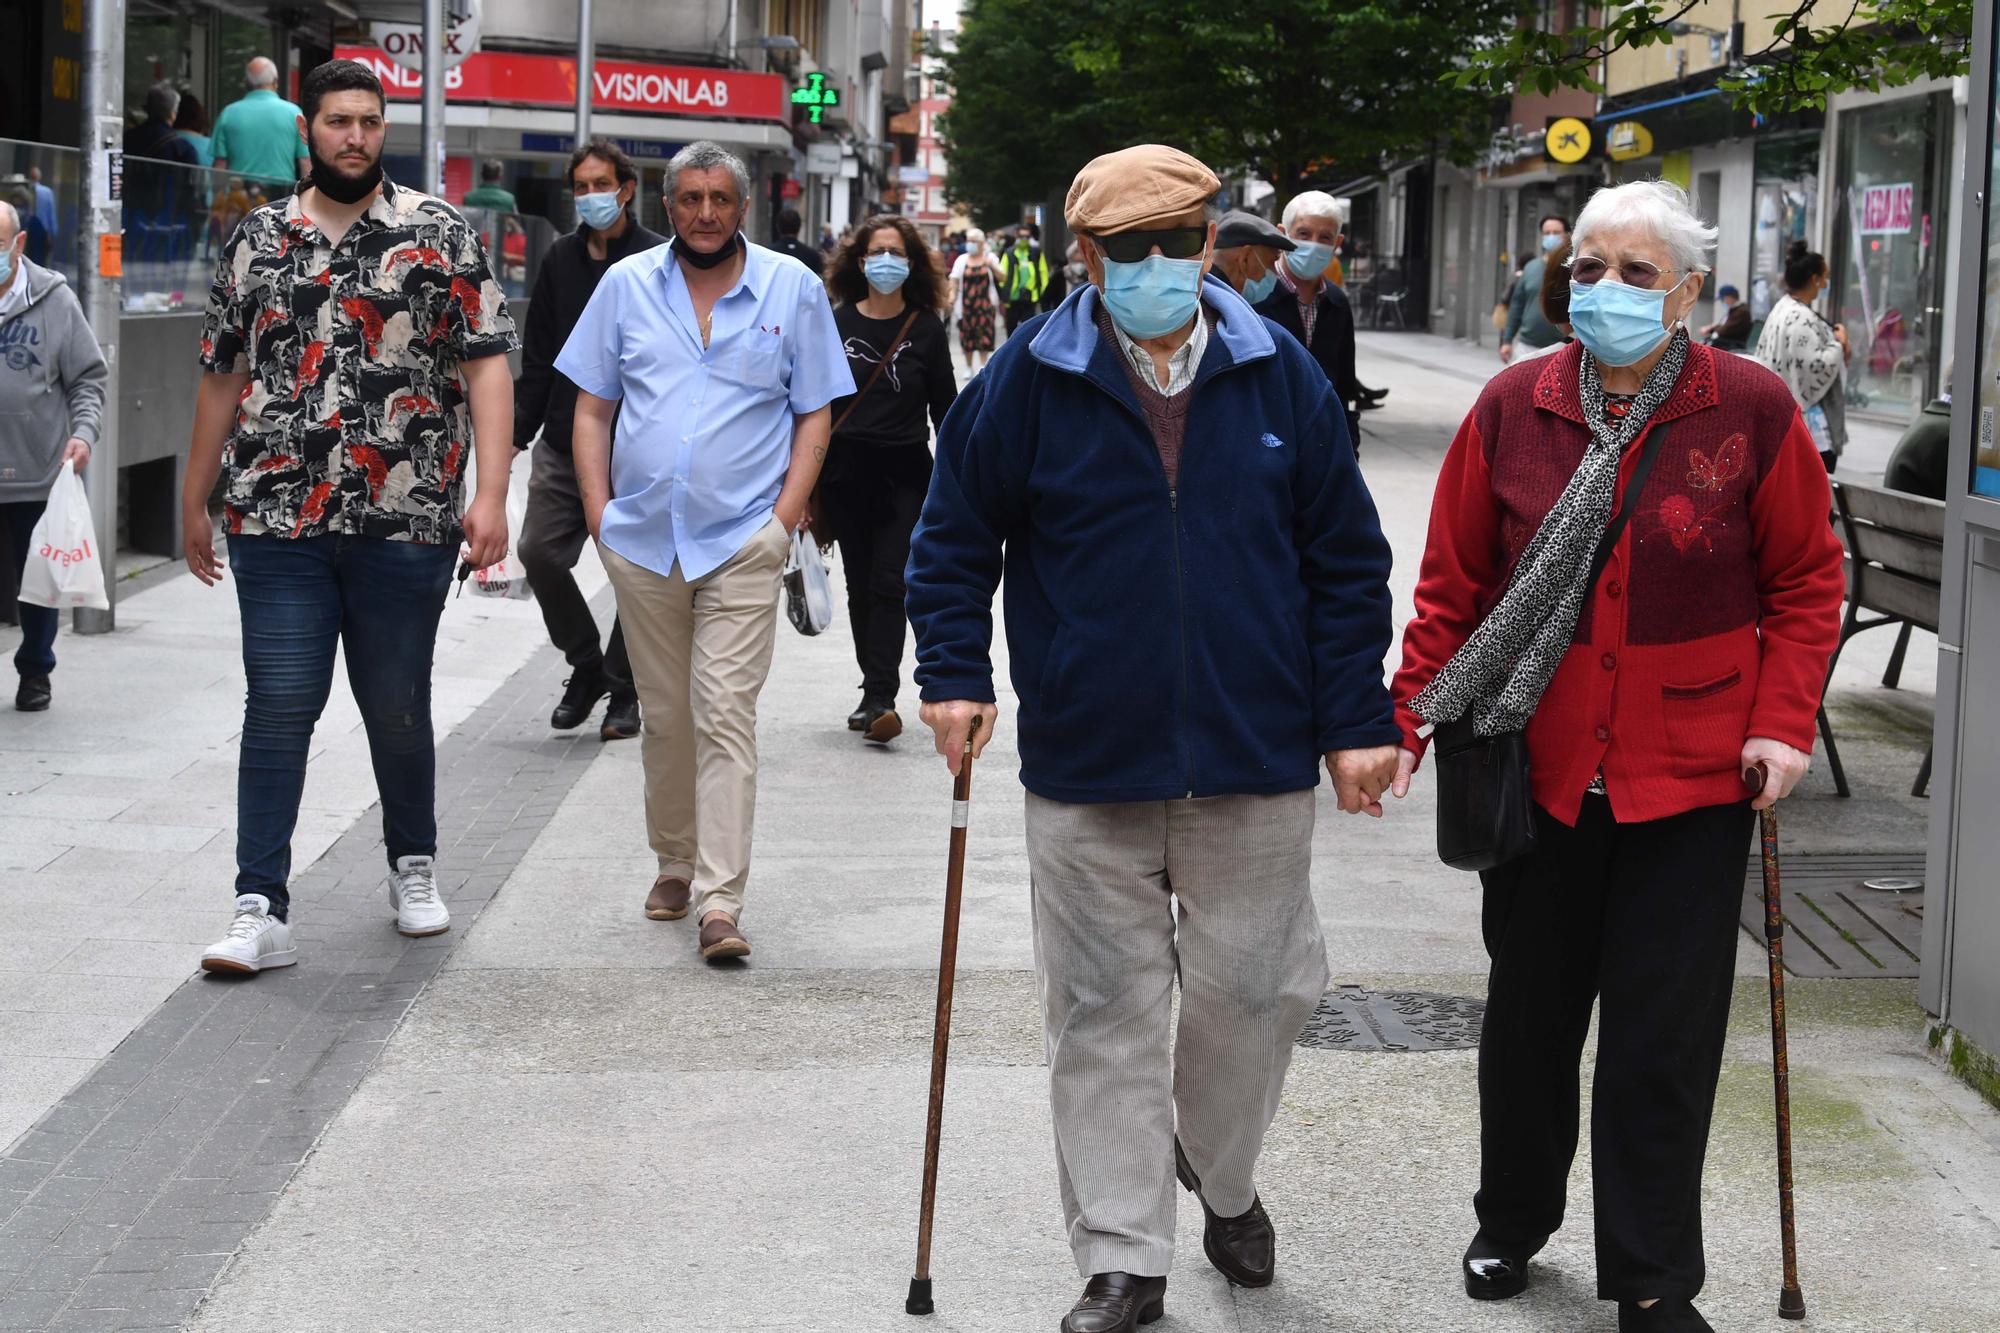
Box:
[1271,255,1320,343]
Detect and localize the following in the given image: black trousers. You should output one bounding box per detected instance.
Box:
[1004,298,1036,336]
[1475,795,1754,1301]
[818,441,929,707]
[518,442,632,695]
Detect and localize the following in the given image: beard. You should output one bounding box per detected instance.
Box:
[306,140,384,205]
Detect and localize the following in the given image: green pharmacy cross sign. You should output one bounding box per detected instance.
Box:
[792,72,841,124]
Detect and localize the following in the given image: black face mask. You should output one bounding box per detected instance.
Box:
[674,232,744,270]
[306,141,384,206]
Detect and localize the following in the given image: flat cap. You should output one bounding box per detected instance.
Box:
[1064,145,1220,234]
[1214,210,1295,252]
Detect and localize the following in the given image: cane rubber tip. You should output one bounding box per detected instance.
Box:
[1778,1288,1806,1320]
[906,1278,934,1315]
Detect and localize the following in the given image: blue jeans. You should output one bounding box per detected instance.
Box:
[228,533,456,917]
[3,499,60,678]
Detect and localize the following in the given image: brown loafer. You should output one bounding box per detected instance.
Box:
[645,875,691,921]
[698,913,750,960]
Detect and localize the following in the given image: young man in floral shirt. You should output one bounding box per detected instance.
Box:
[182,59,519,974]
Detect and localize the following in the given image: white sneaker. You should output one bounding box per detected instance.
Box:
[200,894,298,974]
[387,855,451,937]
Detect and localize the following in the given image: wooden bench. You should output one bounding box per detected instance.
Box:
[1818,480,1945,797]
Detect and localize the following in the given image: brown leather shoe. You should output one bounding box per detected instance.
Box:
[698,913,750,959]
[862,706,902,744]
[644,876,691,921]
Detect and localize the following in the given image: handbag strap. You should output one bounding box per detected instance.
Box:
[831,308,922,438]
[1586,420,1670,589]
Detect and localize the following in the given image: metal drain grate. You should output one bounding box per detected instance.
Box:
[1740,852,1924,979]
[1295,985,1485,1052]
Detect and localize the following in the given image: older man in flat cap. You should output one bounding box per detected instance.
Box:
[1210,208,1295,305]
[907,145,1402,1331]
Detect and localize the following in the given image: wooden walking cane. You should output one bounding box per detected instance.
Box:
[907,715,981,1317]
[1747,762,1807,1321]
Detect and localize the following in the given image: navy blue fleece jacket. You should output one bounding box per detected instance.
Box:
[905,275,1400,804]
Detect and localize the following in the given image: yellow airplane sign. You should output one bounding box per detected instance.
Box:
[1545,117,1592,165]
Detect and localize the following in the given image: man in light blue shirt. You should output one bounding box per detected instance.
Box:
[558,140,853,962]
[210,57,309,184]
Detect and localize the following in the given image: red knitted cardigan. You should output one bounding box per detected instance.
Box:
[1392,341,1846,826]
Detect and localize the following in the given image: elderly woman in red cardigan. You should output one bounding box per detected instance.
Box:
[1389,180,1844,1333]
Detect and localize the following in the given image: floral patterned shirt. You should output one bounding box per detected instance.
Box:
[198,177,518,543]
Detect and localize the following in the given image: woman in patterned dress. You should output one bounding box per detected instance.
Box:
[948,226,1002,371]
[1390,180,1845,1333]
[1755,241,1850,470]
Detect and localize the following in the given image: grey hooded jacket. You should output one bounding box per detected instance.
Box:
[0,258,107,504]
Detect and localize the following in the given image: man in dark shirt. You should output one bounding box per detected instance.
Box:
[774,206,822,275]
[1257,191,1373,453]
[123,83,203,238]
[1883,392,1952,500]
[1700,284,1753,350]
[515,139,666,739]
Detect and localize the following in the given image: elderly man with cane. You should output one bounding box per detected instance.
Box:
[907,145,1402,1332]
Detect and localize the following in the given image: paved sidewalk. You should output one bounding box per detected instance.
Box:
[0,451,578,1154]
[2,333,1985,1332]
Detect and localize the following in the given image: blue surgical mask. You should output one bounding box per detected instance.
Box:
[1541,232,1563,252]
[1242,266,1278,304]
[1568,274,1688,366]
[575,191,623,230]
[1100,253,1206,339]
[863,253,910,294]
[1285,240,1333,280]
[0,249,13,287]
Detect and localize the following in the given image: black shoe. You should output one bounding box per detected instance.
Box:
[1174,1138,1275,1287]
[860,704,902,745]
[1061,1273,1165,1333]
[550,670,607,730]
[1356,394,1385,411]
[600,692,639,741]
[846,703,870,732]
[15,675,50,712]
[1618,1299,1714,1332]
[1360,385,1389,403]
[1462,1228,1547,1301]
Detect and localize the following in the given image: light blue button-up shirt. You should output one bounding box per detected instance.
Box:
[554,239,855,580]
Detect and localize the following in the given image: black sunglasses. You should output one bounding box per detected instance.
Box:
[1090,226,1208,264]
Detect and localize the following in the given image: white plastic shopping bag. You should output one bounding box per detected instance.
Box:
[461,452,533,601]
[783,527,835,636]
[18,459,109,610]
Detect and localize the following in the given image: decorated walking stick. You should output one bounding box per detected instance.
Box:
[1746,762,1807,1321]
[908,716,981,1317]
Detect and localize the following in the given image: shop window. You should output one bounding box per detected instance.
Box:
[1751,134,1820,323]
[1833,92,1950,421]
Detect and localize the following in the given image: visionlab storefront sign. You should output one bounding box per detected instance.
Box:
[335,46,787,123]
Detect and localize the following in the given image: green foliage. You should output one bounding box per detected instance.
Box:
[1446,0,1973,114]
[936,0,1522,220]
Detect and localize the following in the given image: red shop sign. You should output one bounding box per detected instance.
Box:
[1858,182,1914,235]
[335,46,787,123]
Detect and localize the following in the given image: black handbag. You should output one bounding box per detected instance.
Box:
[1431,421,1671,872]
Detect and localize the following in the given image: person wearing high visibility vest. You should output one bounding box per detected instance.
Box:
[1001,227,1049,338]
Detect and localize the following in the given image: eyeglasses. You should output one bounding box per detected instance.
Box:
[1567,255,1678,288]
[864,246,908,258]
[1090,226,1208,264]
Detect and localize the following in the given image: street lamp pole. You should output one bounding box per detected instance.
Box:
[75,0,125,634]
[576,0,594,145]
[421,0,445,194]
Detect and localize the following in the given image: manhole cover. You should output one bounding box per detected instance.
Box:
[1739,853,1924,978]
[1295,985,1484,1052]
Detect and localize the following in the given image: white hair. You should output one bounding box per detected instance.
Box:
[965,227,985,245]
[0,201,18,239]
[246,57,278,89]
[1571,180,1717,274]
[1282,190,1346,231]
[667,140,751,205]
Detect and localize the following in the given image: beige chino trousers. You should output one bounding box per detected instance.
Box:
[599,518,789,923]
[1024,789,1329,1278]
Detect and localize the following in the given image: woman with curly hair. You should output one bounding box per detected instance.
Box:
[821,215,959,743]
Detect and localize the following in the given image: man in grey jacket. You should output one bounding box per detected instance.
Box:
[0,201,107,712]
